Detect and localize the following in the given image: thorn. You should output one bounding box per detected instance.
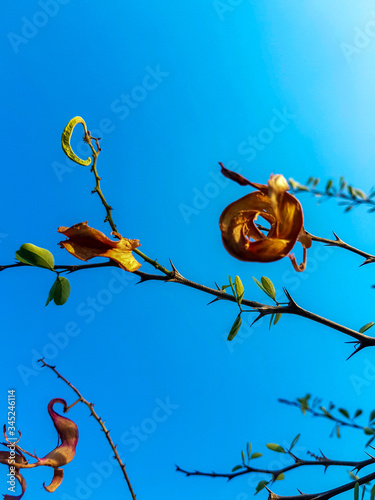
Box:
[360,258,375,267]
[215,282,221,290]
[283,287,298,308]
[332,231,342,242]
[169,258,178,273]
[365,452,375,459]
[346,344,365,361]
[250,313,264,327]
[168,259,183,280]
[207,297,220,305]
[319,449,328,459]
[264,485,276,496]
[297,489,303,495]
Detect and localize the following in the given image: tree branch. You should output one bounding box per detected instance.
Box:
[176,454,375,481]
[307,231,375,266]
[2,261,375,356]
[289,177,375,213]
[38,359,137,500]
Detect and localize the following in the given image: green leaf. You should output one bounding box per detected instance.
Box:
[369,410,375,423]
[290,433,300,450]
[261,277,276,300]
[354,482,359,500]
[16,243,55,270]
[246,442,252,457]
[348,185,355,198]
[227,314,242,341]
[253,277,268,295]
[269,313,275,331]
[361,485,366,500]
[241,450,245,463]
[275,473,285,481]
[273,313,282,326]
[228,275,236,299]
[359,322,375,334]
[325,179,333,192]
[45,280,57,306]
[354,409,363,419]
[232,465,243,472]
[336,425,341,438]
[364,427,375,435]
[250,452,262,459]
[354,188,366,199]
[338,408,350,419]
[61,116,92,166]
[266,443,285,453]
[54,277,71,305]
[234,276,245,305]
[370,484,375,500]
[297,395,310,415]
[312,177,320,187]
[255,480,269,494]
[349,471,359,481]
[46,277,71,306]
[320,407,334,420]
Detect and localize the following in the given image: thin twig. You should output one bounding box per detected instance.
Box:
[84,132,172,277]
[307,231,375,265]
[290,179,375,212]
[38,359,137,500]
[176,454,375,481]
[277,398,375,437]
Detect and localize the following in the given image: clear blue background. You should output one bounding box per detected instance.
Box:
[1,1,375,499]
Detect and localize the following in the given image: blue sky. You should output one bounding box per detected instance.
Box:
[2,2,375,499]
